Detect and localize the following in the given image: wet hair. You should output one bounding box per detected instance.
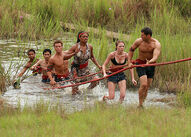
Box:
[115,40,125,50]
[27,49,35,55]
[141,27,152,36]
[76,31,89,43]
[53,40,63,47]
[43,49,51,55]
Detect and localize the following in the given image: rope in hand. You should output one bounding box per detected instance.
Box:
[57,63,129,84]
[43,57,191,90]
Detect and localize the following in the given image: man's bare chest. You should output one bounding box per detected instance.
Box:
[139,43,155,53]
[53,57,64,67]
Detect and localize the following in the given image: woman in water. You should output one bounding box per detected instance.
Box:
[67,31,102,95]
[102,40,137,103]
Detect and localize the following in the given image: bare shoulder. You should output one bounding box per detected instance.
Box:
[88,44,93,49]
[49,55,55,63]
[153,38,161,48]
[109,51,115,58]
[124,52,128,58]
[134,38,143,45]
[69,43,78,51]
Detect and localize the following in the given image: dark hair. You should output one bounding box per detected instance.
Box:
[77,31,89,43]
[115,40,125,50]
[141,27,152,36]
[53,40,63,46]
[27,49,35,55]
[43,49,51,55]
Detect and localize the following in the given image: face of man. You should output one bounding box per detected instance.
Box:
[43,51,51,61]
[54,43,63,53]
[141,32,150,42]
[28,51,35,60]
[79,33,88,43]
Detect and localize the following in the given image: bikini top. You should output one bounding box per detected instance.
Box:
[111,56,127,65]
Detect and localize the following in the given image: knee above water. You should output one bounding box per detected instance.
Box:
[140,84,147,89]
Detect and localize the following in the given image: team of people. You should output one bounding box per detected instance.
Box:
[15,27,161,107]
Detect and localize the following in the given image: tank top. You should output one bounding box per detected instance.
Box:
[73,43,91,65]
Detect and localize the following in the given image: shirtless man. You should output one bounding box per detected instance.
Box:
[128,27,161,108]
[47,40,77,86]
[13,49,39,88]
[31,49,52,83]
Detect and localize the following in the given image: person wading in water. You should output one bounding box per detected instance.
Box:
[102,40,137,103]
[31,49,52,83]
[13,49,40,88]
[47,40,78,88]
[67,31,102,95]
[128,27,161,108]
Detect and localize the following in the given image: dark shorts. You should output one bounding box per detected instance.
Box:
[54,74,70,82]
[107,72,126,83]
[136,63,155,78]
[41,75,50,83]
[41,78,50,83]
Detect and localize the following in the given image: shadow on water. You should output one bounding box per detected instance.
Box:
[0,38,176,113]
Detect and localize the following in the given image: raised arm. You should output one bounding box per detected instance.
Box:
[63,44,78,60]
[89,45,102,70]
[102,53,113,77]
[148,42,161,64]
[128,38,141,66]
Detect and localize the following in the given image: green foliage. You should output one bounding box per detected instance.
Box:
[1,103,191,136]
[0,0,191,38]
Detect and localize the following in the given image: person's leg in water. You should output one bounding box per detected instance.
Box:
[103,81,116,101]
[87,76,99,89]
[71,68,81,95]
[138,75,148,107]
[118,79,126,103]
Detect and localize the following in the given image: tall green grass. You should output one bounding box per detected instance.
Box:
[0,0,191,39]
[0,103,191,137]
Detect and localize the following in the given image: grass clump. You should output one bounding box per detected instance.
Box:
[1,103,191,137]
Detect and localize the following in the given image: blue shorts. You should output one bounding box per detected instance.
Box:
[107,72,126,83]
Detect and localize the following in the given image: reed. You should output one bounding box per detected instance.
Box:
[0,0,190,39]
[0,64,6,93]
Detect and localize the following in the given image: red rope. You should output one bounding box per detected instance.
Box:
[44,57,191,90]
[57,64,128,84]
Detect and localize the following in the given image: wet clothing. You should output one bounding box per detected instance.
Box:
[108,55,127,83]
[111,57,127,65]
[107,72,126,83]
[54,73,70,82]
[33,66,42,76]
[134,59,155,78]
[71,43,93,82]
[41,75,50,83]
